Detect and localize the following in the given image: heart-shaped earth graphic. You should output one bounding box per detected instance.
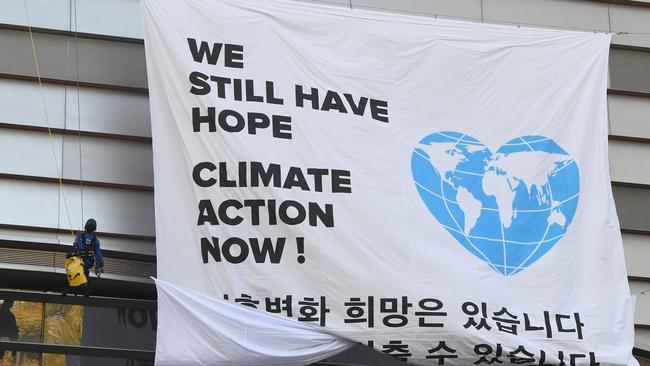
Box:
[411,131,579,276]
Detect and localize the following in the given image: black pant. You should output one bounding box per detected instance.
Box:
[83,258,94,278]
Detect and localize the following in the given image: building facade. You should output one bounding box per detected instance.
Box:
[0,0,648,364]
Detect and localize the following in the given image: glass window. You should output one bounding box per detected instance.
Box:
[1,299,156,354]
[43,303,83,346]
[0,351,39,366]
[80,306,156,350]
[41,354,153,366]
[0,300,43,343]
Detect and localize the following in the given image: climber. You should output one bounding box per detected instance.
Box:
[73,218,105,279]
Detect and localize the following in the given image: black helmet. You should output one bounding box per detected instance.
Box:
[85,218,97,233]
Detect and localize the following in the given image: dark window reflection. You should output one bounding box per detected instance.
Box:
[0,350,39,366]
[43,354,153,366]
[2,300,43,343]
[81,307,156,350]
[1,299,43,366]
[0,298,155,364]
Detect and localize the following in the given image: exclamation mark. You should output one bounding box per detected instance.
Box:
[296,237,305,264]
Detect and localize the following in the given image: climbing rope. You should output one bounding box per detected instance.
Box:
[72,0,85,227]
[22,0,79,239]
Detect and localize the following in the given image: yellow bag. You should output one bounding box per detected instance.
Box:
[65,256,88,287]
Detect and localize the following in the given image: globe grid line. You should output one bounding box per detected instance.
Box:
[413,163,579,215]
[413,149,485,178]
[413,149,488,179]
[511,193,578,213]
[437,133,501,274]
[437,131,481,144]
[438,223,566,245]
[507,137,567,275]
[454,169,484,177]
[501,137,551,146]
[500,199,508,274]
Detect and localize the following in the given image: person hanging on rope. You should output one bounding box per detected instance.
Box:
[73,218,105,279]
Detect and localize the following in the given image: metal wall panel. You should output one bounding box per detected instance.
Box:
[0,128,153,187]
[0,29,147,88]
[0,79,66,129]
[0,179,60,228]
[623,233,650,279]
[76,38,147,88]
[482,0,609,31]
[610,4,650,49]
[630,280,650,325]
[610,49,650,94]
[0,228,60,244]
[609,140,650,186]
[59,184,154,237]
[65,85,151,137]
[613,185,650,232]
[0,129,63,178]
[0,30,75,80]
[75,0,142,39]
[0,79,151,137]
[61,135,153,187]
[92,236,155,255]
[638,330,650,356]
[0,179,155,238]
[608,94,650,140]
[0,0,71,31]
[0,228,155,256]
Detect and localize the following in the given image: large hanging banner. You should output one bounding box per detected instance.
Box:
[141,0,638,364]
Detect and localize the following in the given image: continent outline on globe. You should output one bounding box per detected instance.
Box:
[411,131,580,276]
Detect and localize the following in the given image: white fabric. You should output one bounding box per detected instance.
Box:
[141,0,638,364]
[154,278,353,365]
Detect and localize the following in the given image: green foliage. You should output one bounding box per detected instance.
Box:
[44,304,83,346]
[12,302,42,342]
[0,302,84,366]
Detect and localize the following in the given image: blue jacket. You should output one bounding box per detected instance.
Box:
[74,231,104,268]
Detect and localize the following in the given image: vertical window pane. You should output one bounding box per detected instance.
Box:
[43,303,83,346]
[81,306,156,350]
[0,300,43,343]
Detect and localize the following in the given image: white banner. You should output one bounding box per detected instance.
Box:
[141,0,637,364]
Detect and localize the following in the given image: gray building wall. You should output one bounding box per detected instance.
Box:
[0,0,648,361]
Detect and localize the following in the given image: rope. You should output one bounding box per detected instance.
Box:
[23,0,76,240]
[73,0,84,226]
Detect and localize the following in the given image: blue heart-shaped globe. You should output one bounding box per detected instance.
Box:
[411,131,579,276]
